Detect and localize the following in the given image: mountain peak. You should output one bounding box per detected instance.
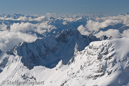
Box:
[9,29,99,69]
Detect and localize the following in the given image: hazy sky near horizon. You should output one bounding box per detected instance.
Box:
[0,0,129,15]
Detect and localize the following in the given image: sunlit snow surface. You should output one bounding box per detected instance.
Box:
[0,38,129,86]
[0,14,129,86]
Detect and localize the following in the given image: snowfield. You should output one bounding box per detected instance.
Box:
[1,37,129,86]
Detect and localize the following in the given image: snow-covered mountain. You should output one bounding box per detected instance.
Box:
[9,29,99,69]
[0,29,129,86]
[1,14,129,86]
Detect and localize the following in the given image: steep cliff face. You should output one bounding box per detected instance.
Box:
[12,29,99,69]
[1,37,129,86]
[62,38,129,86]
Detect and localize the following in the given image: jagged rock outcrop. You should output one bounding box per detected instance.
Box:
[12,29,99,69]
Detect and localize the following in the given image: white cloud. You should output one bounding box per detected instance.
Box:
[0,15,48,22]
[95,29,121,38]
[0,23,7,31]
[10,22,57,36]
[77,14,129,38]
[62,21,67,25]
[96,14,129,26]
[123,15,129,26]
[35,22,57,34]
[63,17,82,22]
[0,31,37,51]
[77,25,90,35]
[122,29,129,37]
[10,22,35,32]
[33,16,48,22]
[86,19,122,32]
[16,16,29,21]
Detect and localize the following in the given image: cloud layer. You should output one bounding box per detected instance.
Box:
[78,14,129,38]
[95,29,121,38]
[0,31,37,51]
[0,14,129,51]
[86,19,122,32]
[10,22,35,32]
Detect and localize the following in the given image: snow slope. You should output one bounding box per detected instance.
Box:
[0,36,129,86]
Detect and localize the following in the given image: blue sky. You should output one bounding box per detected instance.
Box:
[0,0,129,15]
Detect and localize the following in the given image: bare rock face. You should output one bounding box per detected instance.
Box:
[11,29,99,69]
